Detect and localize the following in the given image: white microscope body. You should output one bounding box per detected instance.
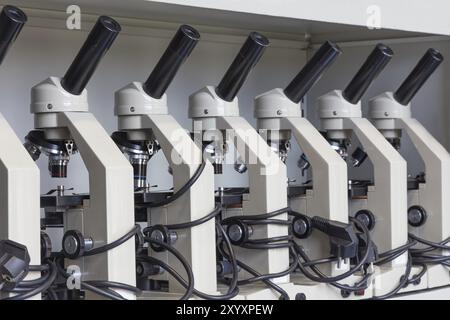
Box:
[189,33,294,299]
[369,48,450,289]
[26,17,136,299]
[317,44,416,297]
[254,42,372,299]
[114,25,216,297]
[0,6,40,299]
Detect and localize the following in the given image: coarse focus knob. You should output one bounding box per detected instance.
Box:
[62,230,93,259]
[408,205,427,227]
[226,220,252,245]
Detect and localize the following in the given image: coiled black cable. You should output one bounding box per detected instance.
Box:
[2,261,57,300]
[139,223,240,300]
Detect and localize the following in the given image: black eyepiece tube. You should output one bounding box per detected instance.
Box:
[143,25,200,99]
[216,32,269,102]
[61,16,121,95]
[0,5,27,66]
[394,48,443,105]
[343,43,393,104]
[284,41,341,103]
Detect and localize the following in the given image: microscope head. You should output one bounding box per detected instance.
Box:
[254,41,341,163]
[26,16,121,178]
[369,48,443,142]
[189,32,269,124]
[115,24,200,119]
[188,32,269,173]
[318,43,393,156]
[113,25,200,189]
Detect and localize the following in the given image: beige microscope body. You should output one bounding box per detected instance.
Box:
[114,25,216,296]
[317,44,415,296]
[369,48,450,289]
[189,33,293,299]
[27,17,136,299]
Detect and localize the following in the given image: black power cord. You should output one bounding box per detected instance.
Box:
[83,224,140,257]
[148,161,206,208]
[217,241,290,300]
[294,217,372,284]
[153,204,222,230]
[2,261,57,300]
[143,237,195,300]
[139,223,240,300]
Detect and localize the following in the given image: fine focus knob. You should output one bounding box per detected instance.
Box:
[408,205,427,227]
[226,220,252,245]
[354,210,376,231]
[62,230,93,259]
[292,215,313,239]
[40,231,52,260]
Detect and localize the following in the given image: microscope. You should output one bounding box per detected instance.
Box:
[368,49,450,289]
[0,5,41,299]
[24,16,136,299]
[189,33,293,299]
[112,25,217,297]
[317,44,413,297]
[254,42,374,299]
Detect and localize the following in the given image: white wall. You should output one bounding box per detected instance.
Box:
[0,24,306,193]
[307,39,450,180]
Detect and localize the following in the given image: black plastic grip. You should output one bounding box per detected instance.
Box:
[0,5,27,66]
[61,16,121,95]
[143,25,200,99]
[394,48,443,105]
[343,43,393,104]
[216,32,269,102]
[284,41,341,103]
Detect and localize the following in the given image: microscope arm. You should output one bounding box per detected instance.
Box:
[218,116,289,279]
[140,114,217,293]
[219,116,287,212]
[58,112,136,299]
[397,117,450,240]
[0,114,40,299]
[344,117,408,255]
[281,117,348,222]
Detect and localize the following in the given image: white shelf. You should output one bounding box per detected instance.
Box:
[2,0,445,43]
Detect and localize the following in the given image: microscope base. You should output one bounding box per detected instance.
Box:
[426,264,450,289]
[289,273,373,300]
[372,265,427,296]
